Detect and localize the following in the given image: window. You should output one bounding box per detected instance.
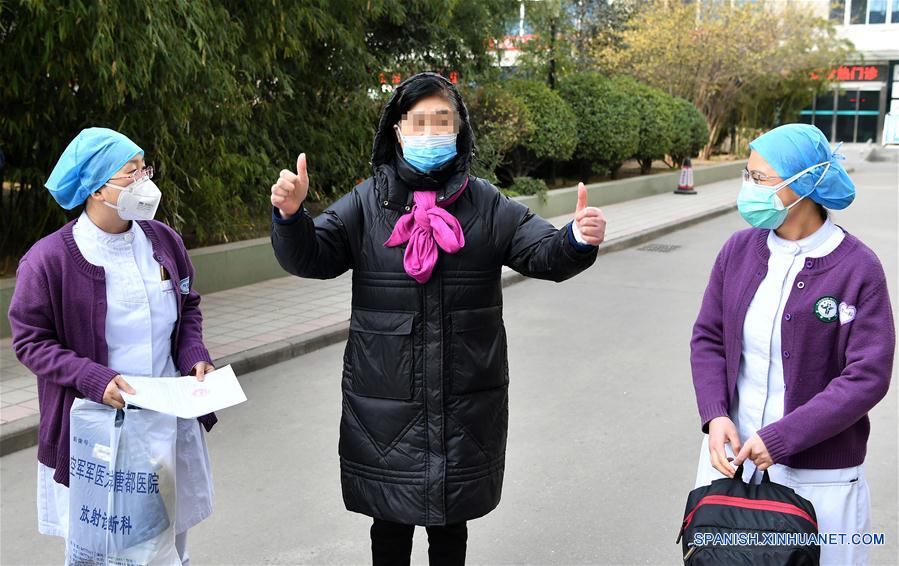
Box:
[891,64,899,113]
[855,91,880,143]
[851,0,868,23]
[836,115,856,141]
[830,0,846,21]
[804,87,884,143]
[815,91,836,111]
[815,114,834,138]
[837,0,898,24]
[856,116,878,142]
[806,91,837,140]
[837,90,858,111]
[868,0,887,22]
[857,91,880,112]
[837,90,858,141]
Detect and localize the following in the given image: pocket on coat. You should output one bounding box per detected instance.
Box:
[347,309,415,400]
[160,280,176,294]
[450,305,508,394]
[785,465,862,488]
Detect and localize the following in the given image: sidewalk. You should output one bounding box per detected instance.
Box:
[0,177,739,453]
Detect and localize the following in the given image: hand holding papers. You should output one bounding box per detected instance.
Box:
[120,365,247,418]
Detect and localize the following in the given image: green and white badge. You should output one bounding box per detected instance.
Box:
[814,296,839,323]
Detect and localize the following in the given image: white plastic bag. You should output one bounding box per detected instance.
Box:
[67,399,180,565]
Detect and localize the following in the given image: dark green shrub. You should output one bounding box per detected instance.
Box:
[558,72,640,178]
[503,79,578,179]
[463,83,532,184]
[689,103,710,159]
[502,176,549,200]
[668,97,696,166]
[612,76,675,174]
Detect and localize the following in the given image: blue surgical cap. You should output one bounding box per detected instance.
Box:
[45,128,143,210]
[748,123,855,210]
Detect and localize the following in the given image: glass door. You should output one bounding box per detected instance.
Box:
[801,88,882,142]
[855,90,881,142]
[836,90,858,141]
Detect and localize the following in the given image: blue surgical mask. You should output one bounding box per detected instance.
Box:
[395,128,458,173]
[737,161,831,229]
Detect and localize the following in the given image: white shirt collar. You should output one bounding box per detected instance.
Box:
[73,211,137,246]
[767,218,839,256]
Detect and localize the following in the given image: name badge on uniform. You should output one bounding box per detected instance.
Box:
[179,277,191,295]
[814,296,838,323]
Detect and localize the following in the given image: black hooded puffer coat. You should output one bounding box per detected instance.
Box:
[271,73,598,526]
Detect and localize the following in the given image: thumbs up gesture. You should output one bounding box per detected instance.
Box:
[271,153,309,218]
[574,182,606,246]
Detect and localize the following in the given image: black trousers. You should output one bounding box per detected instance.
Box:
[370,518,468,566]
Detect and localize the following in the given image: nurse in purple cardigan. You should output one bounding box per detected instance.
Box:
[8,128,217,564]
[690,124,894,565]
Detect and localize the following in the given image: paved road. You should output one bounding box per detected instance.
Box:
[2,161,896,565]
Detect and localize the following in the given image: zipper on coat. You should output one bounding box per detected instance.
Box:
[421,280,429,524]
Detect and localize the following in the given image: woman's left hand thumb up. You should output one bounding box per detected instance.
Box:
[574,182,606,246]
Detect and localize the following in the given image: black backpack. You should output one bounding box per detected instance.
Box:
[677,465,820,565]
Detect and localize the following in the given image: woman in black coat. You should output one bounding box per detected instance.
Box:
[269,72,605,565]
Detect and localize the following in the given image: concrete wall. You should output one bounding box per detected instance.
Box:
[514,160,744,218]
[1,278,14,339]
[187,237,284,295]
[0,160,745,338]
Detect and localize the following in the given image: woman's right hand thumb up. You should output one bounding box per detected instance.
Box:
[271,153,309,218]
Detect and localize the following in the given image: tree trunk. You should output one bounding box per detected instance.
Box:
[701,118,725,160]
[610,163,622,179]
[579,160,590,182]
[548,19,557,89]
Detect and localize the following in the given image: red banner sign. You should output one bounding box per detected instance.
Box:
[811,65,885,81]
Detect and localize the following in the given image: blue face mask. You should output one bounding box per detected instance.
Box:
[737,161,831,229]
[396,128,458,173]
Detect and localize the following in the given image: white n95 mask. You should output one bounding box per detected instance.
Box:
[103,178,162,221]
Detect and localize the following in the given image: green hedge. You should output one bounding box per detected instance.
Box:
[612,76,675,174]
[668,97,697,166]
[502,79,578,178]
[688,103,710,161]
[463,83,532,185]
[502,176,549,200]
[558,72,641,178]
[469,74,708,184]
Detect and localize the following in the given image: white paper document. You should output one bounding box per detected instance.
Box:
[120,364,247,418]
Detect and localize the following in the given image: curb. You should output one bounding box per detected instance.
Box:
[0,202,736,457]
[0,412,41,457]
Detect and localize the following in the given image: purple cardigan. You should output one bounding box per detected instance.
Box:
[691,226,894,469]
[8,218,217,487]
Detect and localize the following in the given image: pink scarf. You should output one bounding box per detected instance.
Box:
[384,181,467,284]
